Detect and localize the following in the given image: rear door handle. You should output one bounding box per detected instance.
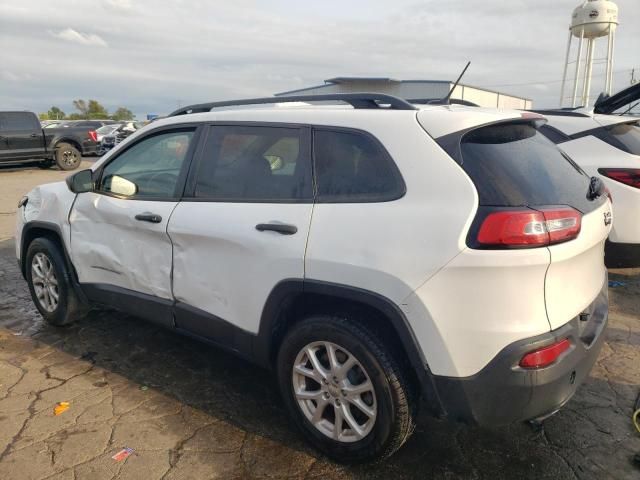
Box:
[135,212,162,223]
[30,133,38,137]
[255,223,297,235]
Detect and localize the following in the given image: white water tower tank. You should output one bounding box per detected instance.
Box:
[571,0,618,38]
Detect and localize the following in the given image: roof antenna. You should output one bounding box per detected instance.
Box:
[443,61,471,105]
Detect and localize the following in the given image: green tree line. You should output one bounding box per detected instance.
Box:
[39,100,134,121]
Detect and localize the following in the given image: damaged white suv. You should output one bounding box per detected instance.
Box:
[16,94,611,462]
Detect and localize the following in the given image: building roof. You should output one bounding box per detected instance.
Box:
[276,77,531,102]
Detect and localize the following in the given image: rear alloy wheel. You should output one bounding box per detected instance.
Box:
[292,341,377,442]
[277,315,416,463]
[55,142,81,170]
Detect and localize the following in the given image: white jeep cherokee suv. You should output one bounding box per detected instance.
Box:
[536,83,640,267]
[15,93,611,462]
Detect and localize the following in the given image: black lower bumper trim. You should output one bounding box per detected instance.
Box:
[605,240,640,268]
[431,278,608,426]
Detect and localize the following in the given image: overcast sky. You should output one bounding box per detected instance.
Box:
[1,0,638,117]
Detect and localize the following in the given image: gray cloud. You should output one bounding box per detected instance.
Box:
[0,0,638,117]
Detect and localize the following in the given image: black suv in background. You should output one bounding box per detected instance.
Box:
[0,111,106,170]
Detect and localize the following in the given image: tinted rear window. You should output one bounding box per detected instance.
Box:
[460,123,594,212]
[597,122,640,155]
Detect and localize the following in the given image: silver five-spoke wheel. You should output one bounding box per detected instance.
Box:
[292,341,377,442]
[31,252,59,312]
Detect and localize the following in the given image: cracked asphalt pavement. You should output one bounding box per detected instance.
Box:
[0,165,639,479]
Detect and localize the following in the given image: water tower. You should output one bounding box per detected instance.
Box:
[559,0,619,108]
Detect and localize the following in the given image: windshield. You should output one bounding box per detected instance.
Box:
[97,125,120,135]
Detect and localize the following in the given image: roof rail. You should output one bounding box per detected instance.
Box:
[408,98,479,107]
[168,93,417,116]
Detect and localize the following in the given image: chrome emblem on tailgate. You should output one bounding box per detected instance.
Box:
[604,212,612,226]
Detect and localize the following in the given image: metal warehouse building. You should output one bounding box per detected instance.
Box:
[276,77,532,110]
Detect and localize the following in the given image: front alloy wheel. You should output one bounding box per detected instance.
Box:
[292,341,377,442]
[31,252,60,312]
[25,237,88,326]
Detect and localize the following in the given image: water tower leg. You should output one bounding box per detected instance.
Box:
[582,38,595,107]
[560,30,573,107]
[604,29,612,95]
[571,29,584,108]
[606,30,616,95]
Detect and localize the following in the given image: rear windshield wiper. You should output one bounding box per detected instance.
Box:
[588,176,606,200]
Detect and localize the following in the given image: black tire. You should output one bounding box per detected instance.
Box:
[277,315,416,463]
[25,238,87,326]
[54,142,81,171]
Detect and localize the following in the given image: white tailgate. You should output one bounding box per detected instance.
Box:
[545,200,612,329]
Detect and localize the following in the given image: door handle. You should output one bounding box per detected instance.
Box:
[255,223,297,235]
[135,212,162,223]
[30,133,38,137]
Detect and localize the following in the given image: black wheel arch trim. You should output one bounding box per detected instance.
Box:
[254,279,443,412]
[20,220,89,304]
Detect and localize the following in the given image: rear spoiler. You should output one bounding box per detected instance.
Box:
[594,83,640,115]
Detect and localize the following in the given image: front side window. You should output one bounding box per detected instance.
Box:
[194,126,311,201]
[98,129,194,198]
[313,129,404,202]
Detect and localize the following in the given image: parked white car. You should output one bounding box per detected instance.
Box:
[15,94,611,462]
[537,84,640,267]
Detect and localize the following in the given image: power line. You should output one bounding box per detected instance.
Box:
[481,68,637,88]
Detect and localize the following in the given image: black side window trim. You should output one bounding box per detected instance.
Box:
[183,122,314,204]
[94,124,203,202]
[311,126,406,204]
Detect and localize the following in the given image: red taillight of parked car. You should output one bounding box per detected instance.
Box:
[598,168,640,189]
[519,338,571,369]
[477,207,581,248]
[88,130,98,142]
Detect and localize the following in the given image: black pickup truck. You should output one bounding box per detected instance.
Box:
[0,111,110,170]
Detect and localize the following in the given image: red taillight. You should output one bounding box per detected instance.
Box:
[88,130,98,142]
[477,207,581,247]
[598,168,640,189]
[519,338,571,369]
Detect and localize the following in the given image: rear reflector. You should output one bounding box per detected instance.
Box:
[88,130,98,142]
[519,338,571,369]
[598,168,640,189]
[477,207,581,248]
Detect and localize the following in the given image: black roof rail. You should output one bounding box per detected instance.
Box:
[408,98,479,107]
[168,93,417,116]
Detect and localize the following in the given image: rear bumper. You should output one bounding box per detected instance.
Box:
[430,278,608,426]
[81,140,98,155]
[605,240,640,268]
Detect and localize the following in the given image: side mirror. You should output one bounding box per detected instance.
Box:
[66,169,94,194]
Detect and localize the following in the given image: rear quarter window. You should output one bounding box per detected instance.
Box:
[458,123,595,212]
[313,129,405,202]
